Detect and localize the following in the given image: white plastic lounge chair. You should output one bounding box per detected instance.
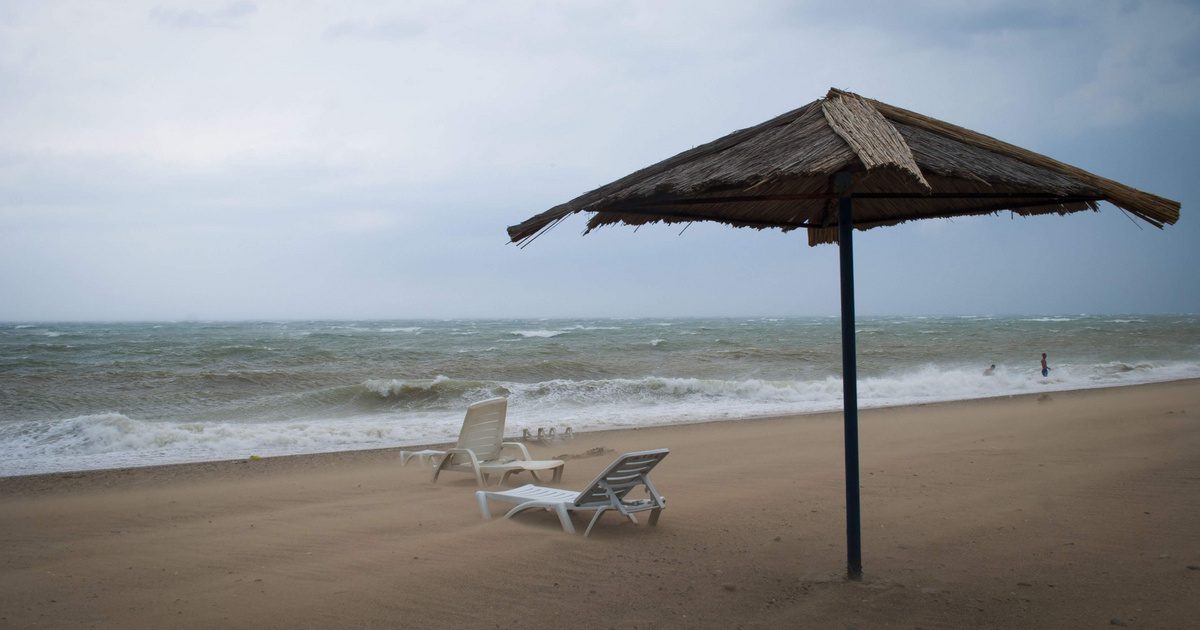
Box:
[431,397,565,487]
[398,449,446,467]
[475,448,669,536]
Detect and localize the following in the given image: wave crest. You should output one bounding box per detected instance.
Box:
[510,330,566,338]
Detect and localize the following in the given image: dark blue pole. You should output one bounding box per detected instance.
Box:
[836,172,863,581]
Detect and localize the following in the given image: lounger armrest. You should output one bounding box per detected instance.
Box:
[444,447,481,467]
[432,447,483,484]
[500,442,532,460]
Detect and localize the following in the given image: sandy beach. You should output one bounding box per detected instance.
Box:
[2,379,1198,629]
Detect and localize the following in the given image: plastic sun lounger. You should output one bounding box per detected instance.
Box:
[475,448,669,536]
[399,449,447,467]
[431,397,565,487]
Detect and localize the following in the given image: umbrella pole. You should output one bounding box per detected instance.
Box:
[836,173,863,581]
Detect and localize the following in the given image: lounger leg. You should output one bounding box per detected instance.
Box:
[584,508,608,537]
[476,492,492,520]
[500,470,518,486]
[431,456,448,483]
[648,508,662,527]
[555,505,576,535]
[551,465,563,483]
[473,467,486,487]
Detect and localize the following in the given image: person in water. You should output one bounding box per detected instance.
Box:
[983,364,995,376]
[1041,353,1050,377]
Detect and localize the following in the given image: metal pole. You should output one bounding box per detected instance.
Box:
[835,172,863,581]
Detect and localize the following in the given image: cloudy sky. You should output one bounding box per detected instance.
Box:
[1,0,1197,320]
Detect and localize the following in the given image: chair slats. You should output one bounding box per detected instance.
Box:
[456,400,508,461]
[573,448,669,507]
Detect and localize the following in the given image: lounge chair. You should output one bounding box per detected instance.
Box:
[431,397,565,487]
[398,449,446,467]
[475,448,669,536]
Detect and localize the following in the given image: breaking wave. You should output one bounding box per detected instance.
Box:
[5,359,1197,477]
[4,316,1199,477]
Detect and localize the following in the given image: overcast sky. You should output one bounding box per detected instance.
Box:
[1,0,1197,320]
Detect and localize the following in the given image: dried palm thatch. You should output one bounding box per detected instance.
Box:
[508,88,1180,247]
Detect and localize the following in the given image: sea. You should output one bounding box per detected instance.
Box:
[2,316,1198,477]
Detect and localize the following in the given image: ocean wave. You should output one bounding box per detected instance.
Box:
[5,359,1199,477]
[194,370,318,389]
[1093,361,1154,375]
[510,330,566,338]
[23,343,76,351]
[0,412,452,477]
[501,361,1200,420]
[4,316,1199,478]
[358,376,507,407]
[205,344,276,358]
[711,347,818,361]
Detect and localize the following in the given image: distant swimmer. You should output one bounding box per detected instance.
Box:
[1041,353,1050,377]
[983,364,995,376]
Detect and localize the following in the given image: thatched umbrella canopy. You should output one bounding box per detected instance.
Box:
[506,88,1181,580]
[510,88,1178,246]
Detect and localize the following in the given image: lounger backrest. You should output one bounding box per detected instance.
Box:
[455,397,508,461]
[573,449,669,507]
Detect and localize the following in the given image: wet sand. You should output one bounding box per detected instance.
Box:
[2,380,1198,628]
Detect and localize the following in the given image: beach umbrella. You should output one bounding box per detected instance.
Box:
[506,88,1181,580]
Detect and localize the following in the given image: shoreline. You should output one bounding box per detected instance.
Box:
[5,376,1199,486]
[6,314,1198,481]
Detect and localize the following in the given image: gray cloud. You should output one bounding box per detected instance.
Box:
[0,0,1196,320]
[324,18,424,42]
[149,1,256,30]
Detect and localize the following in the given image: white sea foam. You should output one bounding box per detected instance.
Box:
[0,411,455,477]
[378,327,421,333]
[363,375,451,397]
[4,359,1198,477]
[1021,317,1075,322]
[494,360,1200,434]
[511,330,566,338]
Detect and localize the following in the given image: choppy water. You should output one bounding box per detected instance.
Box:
[1,316,1197,476]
